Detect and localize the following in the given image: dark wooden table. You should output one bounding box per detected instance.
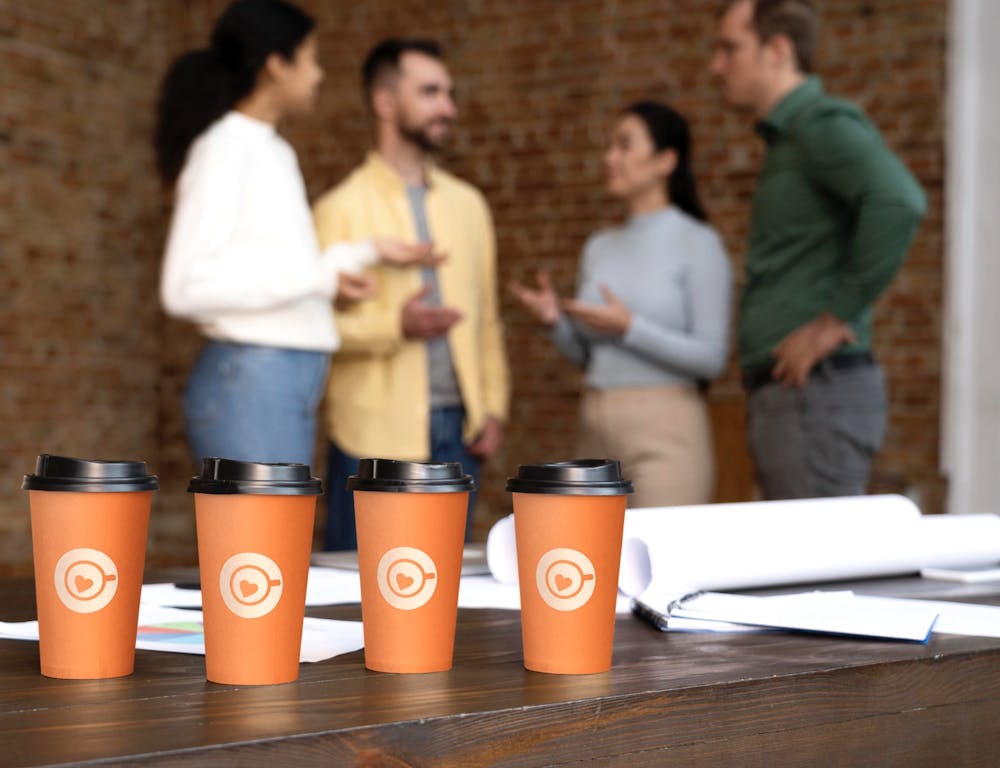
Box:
[3,572,1000,767]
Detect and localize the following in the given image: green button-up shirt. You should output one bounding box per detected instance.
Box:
[739,76,926,368]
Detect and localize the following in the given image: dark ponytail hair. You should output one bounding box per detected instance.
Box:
[621,101,707,222]
[154,0,315,185]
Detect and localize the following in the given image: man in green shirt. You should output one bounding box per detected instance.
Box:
[711,0,926,498]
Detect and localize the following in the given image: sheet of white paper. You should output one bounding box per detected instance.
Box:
[0,605,365,663]
[615,594,632,614]
[134,606,210,654]
[920,565,1000,583]
[141,567,363,609]
[851,595,1000,639]
[139,582,203,607]
[672,591,938,642]
[457,575,632,613]
[298,616,365,662]
[664,616,761,632]
[0,620,40,641]
[303,567,362,605]
[457,575,522,610]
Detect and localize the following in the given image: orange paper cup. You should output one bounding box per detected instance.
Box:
[507,460,632,674]
[350,459,473,673]
[189,458,321,686]
[23,455,158,679]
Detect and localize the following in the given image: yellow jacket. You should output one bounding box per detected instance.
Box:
[313,152,510,460]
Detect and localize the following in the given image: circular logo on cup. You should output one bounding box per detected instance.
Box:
[54,548,119,613]
[535,548,597,612]
[376,547,437,611]
[219,553,283,619]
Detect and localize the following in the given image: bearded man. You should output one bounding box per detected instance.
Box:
[313,38,509,550]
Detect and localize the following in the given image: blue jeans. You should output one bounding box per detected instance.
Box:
[184,341,329,467]
[324,405,481,551]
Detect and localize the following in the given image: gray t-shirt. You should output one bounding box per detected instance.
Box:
[551,207,732,388]
[407,185,463,407]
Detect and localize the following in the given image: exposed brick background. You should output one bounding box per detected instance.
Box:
[0,0,947,576]
[0,1,171,576]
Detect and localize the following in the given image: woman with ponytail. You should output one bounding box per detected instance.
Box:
[158,0,433,467]
[510,101,732,506]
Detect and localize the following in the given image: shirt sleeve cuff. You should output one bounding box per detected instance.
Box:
[622,313,657,354]
[549,315,575,343]
[315,240,379,299]
[322,239,379,276]
[825,295,864,323]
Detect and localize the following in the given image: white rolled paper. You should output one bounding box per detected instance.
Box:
[485,495,1000,597]
[486,513,519,585]
[909,514,1000,567]
[619,496,1000,596]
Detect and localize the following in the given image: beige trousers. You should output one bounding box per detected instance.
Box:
[576,385,714,508]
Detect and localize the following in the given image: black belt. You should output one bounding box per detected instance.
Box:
[742,351,875,392]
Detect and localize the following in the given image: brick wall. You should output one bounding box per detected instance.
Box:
[0,0,947,576]
[0,0,171,576]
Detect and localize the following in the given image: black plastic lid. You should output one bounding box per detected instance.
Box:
[347,458,475,493]
[22,454,159,493]
[187,458,322,496]
[505,459,634,496]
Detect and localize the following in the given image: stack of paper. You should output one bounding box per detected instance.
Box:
[640,591,939,642]
[632,589,1000,642]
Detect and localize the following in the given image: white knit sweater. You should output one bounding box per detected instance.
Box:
[160,111,376,352]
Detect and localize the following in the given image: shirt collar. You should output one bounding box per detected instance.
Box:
[627,206,676,228]
[223,110,278,139]
[755,75,823,143]
[364,150,440,193]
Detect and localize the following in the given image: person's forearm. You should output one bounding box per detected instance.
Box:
[161,239,330,318]
[623,315,729,379]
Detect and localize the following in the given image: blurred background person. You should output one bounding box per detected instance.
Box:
[711,0,925,499]
[157,0,428,468]
[313,39,509,550]
[511,101,731,508]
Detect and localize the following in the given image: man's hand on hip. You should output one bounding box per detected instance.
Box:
[401,284,463,340]
[772,313,857,388]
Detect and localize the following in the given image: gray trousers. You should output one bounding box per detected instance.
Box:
[746,361,887,499]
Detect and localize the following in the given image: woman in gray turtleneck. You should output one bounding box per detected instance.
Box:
[511,101,732,507]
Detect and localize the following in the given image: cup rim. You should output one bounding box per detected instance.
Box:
[22,454,159,493]
[347,458,475,493]
[187,457,323,496]
[505,459,634,496]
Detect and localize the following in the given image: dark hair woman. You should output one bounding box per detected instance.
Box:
[157,0,431,467]
[510,101,732,507]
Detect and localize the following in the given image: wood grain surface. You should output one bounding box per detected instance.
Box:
[3,574,1000,767]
